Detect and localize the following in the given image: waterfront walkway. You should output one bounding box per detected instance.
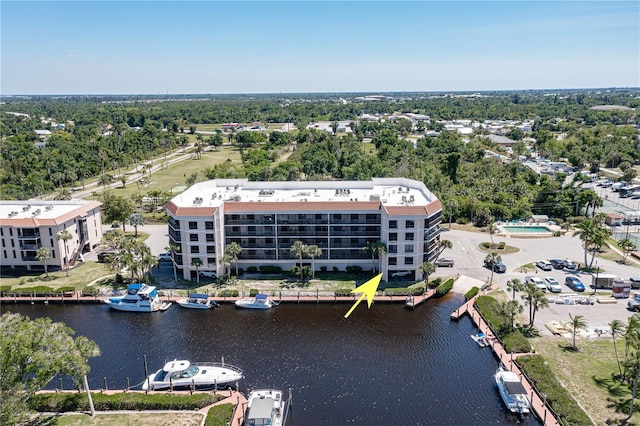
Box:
[454,292,560,426]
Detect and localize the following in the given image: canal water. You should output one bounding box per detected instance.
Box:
[5,295,540,425]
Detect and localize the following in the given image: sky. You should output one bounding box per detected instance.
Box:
[1,1,639,94]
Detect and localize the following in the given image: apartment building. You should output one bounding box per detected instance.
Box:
[0,200,103,271]
[166,178,443,282]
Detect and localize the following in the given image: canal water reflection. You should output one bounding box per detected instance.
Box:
[6,294,540,425]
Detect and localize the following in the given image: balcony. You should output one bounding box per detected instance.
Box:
[20,243,41,250]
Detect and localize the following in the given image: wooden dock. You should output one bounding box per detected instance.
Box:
[404,288,436,309]
[455,298,560,426]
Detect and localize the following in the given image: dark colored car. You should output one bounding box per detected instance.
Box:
[484,258,506,273]
[550,259,565,270]
[565,276,585,292]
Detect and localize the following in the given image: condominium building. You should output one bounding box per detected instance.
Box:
[0,200,103,271]
[166,178,442,282]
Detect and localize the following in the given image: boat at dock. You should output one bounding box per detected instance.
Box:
[142,359,243,391]
[105,283,161,312]
[177,293,218,309]
[159,301,173,311]
[471,332,489,347]
[494,365,531,415]
[235,293,278,310]
[245,389,285,426]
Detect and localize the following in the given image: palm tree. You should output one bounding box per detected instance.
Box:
[36,247,51,278]
[290,240,307,280]
[573,217,611,270]
[498,300,523,331]
[222,252,233,280]
[127,213,146,237]
[225,242,242,277]
[610,319,624,377]
[191,258,203,284]
[568,313,587,350]
[420,261,436,292]
[506,278,524,301]
[56,230,72,277]
[446,199,459,229]
[363,241,387,274]
[521,283,549,330]
[98,173,113,190]
[305,245,322,279]
[619,238,637,264]
[439,239,453,255]
[165,242,180,282]
[485,252,501,286]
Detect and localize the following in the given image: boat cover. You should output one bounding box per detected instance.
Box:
[247,397,273,420]
[256,294,268,300]
[190,293,209,299]
[504,380,527,395]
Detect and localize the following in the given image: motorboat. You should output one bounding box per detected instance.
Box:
[494,365,531,415]
[105,283,161,312]
[177,293,218,309]
[159,301,173,312]
[471,332,489,347]
[235,293,278,310]
[245,389,285,426]
[142,359,243,391]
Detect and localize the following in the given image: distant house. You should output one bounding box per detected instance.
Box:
[486,134,516,148]
[529,214,549,224]
[34,130,52,147]
[605,212,625,227]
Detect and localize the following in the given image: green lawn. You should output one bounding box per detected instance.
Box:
[1,261,113,291]
[34,412,204,425]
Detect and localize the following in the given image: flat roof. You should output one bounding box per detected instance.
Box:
[0,200,101,226]
[169,178,438,210]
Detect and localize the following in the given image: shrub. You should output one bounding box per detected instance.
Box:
[516,355,592,425]
[464,286,479,300]
[332,266,339,272]
[346,265,363,274]
[384,287,414,296]
[475,295,503,330]
[0,285,11,294]
[434,278,454,297]
[218,289,239,297]
[481,242,490,248]
[428,277,442,289]
[320,266,327,272]
[58,286,76,293]
[335,288,353,296]
[12,286,54,295]
[82,286,99,296]
[246,266,258,273]
[259,265,283,274]
[249,288,259,296]
[498,242,505,249]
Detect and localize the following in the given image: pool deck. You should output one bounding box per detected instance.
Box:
[497,221,561,237]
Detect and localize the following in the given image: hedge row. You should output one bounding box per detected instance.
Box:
[475,295,532,353]
[29,392,221,412]
[464,286,479,300]
[434,278,454,297]
[516,355,593,425]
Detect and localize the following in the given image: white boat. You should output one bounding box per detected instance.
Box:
[471,332,489,347]
[142,359,243,391]
[105,283,161,312]
[245,389,285,426]
[235,293,278,310]
[494,366,531,415]
[177,293,218,309]
[159,301,173,312]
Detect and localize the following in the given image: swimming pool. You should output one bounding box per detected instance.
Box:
[501,225,552,233]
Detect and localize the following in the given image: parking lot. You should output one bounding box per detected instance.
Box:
[435,228,640,333]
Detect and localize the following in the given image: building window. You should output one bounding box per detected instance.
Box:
[351,214,359,222]
[389,220,397,229]
[189,221,198,230]
[207,257,215,265]
[388,257,397,265]
[49,228,52,236]
[266,238,273,245]
[3,250,6,258]
[9,229,12,236]
[207,246,215,254]
[406,220,414,229]
[404,257,414,265]
[405,244,414,253]
[50,239,54,247]
[190,234,199,242]
[205,222,214,230]
[206,234,214,242]
[389,233,397,241]
[11,240,14,247]
[52,250,55,258]
[388,244,397,254]
[190,246,200,254]
[406,232,414,241]
[1,240,3,248]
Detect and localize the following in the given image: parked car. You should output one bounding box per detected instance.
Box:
[157,252,172,262]
[525,276,547,292]
[544,277,562,293]
[563,259,577,270]
[199,271,217,279]
[631,277,640,289]
[434,257,454,267]
[629,293,640,312]
[536,260,553,271]
[549,259,565,270]
[565,276,586,292]
[391,271,412,278]
[484,258,506,273]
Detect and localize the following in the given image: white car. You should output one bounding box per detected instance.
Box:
[536,260,552,271]
[157,252,172,262]
[525,276,547,292]
[199,271,217,279]
[391,271,412,278]
[544,277,562,293]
